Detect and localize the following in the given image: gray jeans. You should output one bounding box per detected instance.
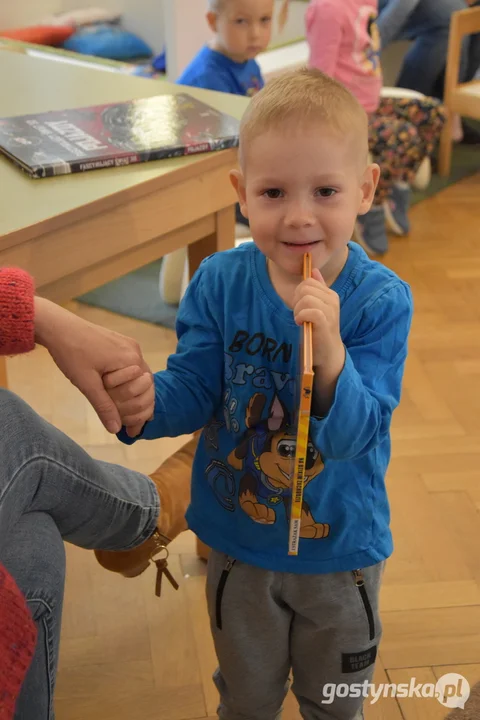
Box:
[0,389,160,719]
[207,550,384,720]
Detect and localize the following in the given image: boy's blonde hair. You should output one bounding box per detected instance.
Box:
[239,67,369,166]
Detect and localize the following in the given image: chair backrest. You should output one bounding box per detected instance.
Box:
[454,5,480,36]
[445,6,480,103]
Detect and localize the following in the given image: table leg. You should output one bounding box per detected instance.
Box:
[191,205,235,560]
[0,357,7,388]
[188,205,235,279]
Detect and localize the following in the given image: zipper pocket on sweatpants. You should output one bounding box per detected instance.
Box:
[216,557,236,630]
[352,569,375,641]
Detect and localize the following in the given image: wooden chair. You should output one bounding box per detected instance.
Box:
[438,5,480,176]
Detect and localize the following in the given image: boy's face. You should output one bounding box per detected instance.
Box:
[208,0,273,63]
[231,124,379,281]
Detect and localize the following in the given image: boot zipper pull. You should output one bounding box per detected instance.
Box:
[150,545,179,598]
[155,560,164,597]
[154,558,180,597]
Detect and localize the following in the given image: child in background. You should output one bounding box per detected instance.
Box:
[306,0,446,255]
[177,0,275,96]
[109,68,413,719]
[177,0,288,231]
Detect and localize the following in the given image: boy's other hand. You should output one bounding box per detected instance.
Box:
[293,268,345,377]
[103,365,155,438]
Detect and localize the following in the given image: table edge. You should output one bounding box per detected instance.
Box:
[0,147,238,250]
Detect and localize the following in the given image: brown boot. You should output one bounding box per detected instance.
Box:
[94,435,197,596]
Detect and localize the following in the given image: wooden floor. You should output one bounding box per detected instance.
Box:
[6,174,480,719]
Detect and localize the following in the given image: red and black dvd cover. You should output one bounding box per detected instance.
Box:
[0,93,239,178]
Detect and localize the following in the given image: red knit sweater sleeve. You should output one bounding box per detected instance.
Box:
[0,268,35,356]
[0,268,37,714]
[0,565,37,718]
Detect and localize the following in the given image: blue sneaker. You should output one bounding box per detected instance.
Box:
[354,205,388,256]
[384,184,411,236]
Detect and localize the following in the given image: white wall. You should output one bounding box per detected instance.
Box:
[0,0,165,55]
[0,0,307,74]
[164,0,211,81]
[0,0,63,28]
[61,0,166,54]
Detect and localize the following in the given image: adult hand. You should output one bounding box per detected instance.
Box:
[34,297,150,433]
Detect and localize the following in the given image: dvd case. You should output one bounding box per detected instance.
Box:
[0,93,239,178]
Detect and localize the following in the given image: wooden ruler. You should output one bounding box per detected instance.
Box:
[288,253,314,556]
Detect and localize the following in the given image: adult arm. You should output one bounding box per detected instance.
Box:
[0,268,35,355]
[0,268,150,433]
[376,0,422,48]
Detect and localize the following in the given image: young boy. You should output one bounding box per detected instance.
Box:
[176,0,274,97]
[108,69,413,719]
[177,0,279,230]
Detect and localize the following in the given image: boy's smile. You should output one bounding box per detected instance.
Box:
[280,240,323,253]
[231,124,378,295]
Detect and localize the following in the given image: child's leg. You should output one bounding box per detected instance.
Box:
[369,103,425,237]
[355,104,424,254]
[370,102,424,196]
[288,563,385,720]
[206,550,291,720]
[384,97,447,158]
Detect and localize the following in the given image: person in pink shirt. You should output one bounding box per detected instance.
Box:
[306,0,446,255]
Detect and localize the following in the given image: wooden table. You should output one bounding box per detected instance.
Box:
[0,51,249,385]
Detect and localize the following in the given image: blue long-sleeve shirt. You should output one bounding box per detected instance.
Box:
[176,45,264,96]
[119,242,413,574]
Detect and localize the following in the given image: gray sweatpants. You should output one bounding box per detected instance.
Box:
[206,550,384,720]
